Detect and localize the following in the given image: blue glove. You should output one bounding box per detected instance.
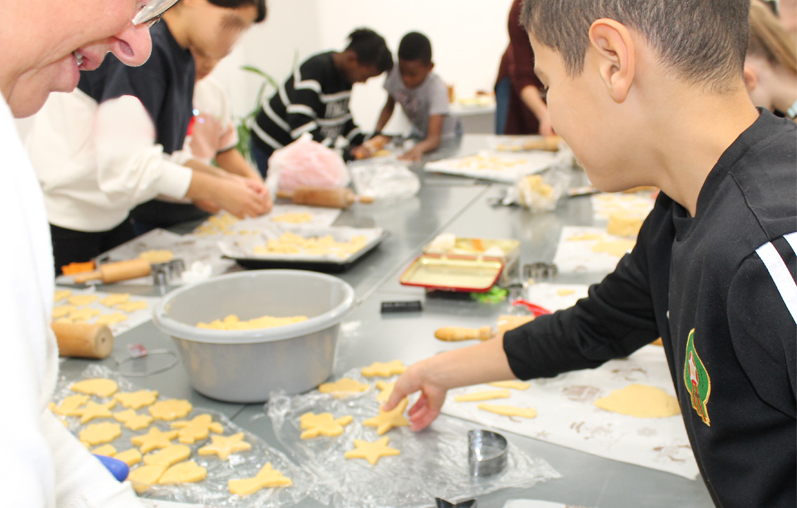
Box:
[94,454,129,482]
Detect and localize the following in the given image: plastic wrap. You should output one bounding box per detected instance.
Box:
[267,369,561,508]
[52,365,314,507]
[349,162,420,201]
[266,133,351,194]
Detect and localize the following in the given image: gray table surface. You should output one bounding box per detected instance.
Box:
[61,135,714,508]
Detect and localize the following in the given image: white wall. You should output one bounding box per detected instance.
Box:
[213,0,514,133]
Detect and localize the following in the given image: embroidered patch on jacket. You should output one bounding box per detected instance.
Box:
[684,329,711,426]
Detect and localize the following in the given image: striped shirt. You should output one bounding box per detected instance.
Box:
[252,52,365,153]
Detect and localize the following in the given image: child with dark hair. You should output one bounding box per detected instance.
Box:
[373,31,462,162]
[386,0,797,506]
[250,28,393,175]
[27,0,271,270]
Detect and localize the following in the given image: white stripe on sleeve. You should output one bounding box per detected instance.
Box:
[291,121,318,139]
[756,239,797,325]
[251,121,284,150]
[784,231,797,257]
[346,127,362,141]
[286,104,317,119]
[263,101,291,133]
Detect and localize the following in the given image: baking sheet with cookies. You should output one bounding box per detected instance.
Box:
[440,346,699,479]
[552,226,638,274]
[193,205,342,238]
[424,150,567,183]
[53,287,160,335]
[267,367,559,508]
[52,365,315,507]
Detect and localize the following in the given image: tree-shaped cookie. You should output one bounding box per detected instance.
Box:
[363,398,409,435]
[170,414,223,444]
[361,360,407,377]
[198,433,252,460]
[131,427,179,453]
[228,463,293,496]
[113,409,153,431]
[299,412,353,439]
[114,390,159,410]
[344,437,401,465]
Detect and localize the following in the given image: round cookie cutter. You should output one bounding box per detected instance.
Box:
[468,429,508,478]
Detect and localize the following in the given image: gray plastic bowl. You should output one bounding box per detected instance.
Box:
[153,270,354,403]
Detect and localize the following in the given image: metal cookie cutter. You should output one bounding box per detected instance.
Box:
[523,262,558,281]
[468,429,508,478]
[151,259,185,287]
[436,498,477,508]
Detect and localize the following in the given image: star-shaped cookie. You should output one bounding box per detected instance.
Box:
[361,360,407,377]
[79,422,122,446]
[375,381,395,403]
[318,378,370,398]
[198,432,252,460]
[71,400,117,424]
[113,409,154,430]
[148,399,193,421]
[51,394,89,416]
[228,463,293,495]
[114,390,159,410]
[170,413,223,444]
[71,378,119,398]
[363,398,409,435]
[344,436,401,465]
[299,412,353,439]
[131,427,179,453]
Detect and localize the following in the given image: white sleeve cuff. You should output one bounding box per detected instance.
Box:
[153,160,192,199]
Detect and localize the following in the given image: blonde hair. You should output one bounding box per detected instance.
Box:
[748,0,797,75]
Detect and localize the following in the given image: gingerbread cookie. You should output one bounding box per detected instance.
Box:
[79,422,122,446]
[170,414,223,444]
[158,461,207,485]
[113,409,153,431]
[198,432,252,460]
[71,378,119,398]
[228,463,292,496]
[345,437,400,465]
[361,360,407,377]
[114,390,159,410]
[148,399,192,421]
[318,378,369,398]
[143,444,191,467]
[363,398,409,435]
[299,412,353,439]
[454,389,511,402]
[131,427,179,453]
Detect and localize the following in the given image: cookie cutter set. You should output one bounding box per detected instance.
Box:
[150,258,185,287]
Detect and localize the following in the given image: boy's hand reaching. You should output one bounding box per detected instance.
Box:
[383,359,449,432]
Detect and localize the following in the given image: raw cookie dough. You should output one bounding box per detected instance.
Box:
[51,394,89,416]
[478,403,537,419]
[591,239,636,257]
[254,231,368,259]
[128,464,167,493]
[197,314,308,331]
[71,400,116,424]
[361,360,407,377]
[318,378,370,398]
[95,313,128,326]
[148,399,193,421]
[115,390,159,410]
[91,444,117,456]
[100,293,130,307]
[567,232,604,241]
[71,378,119,398]
[557,288,576,296]
[131,427,180,453]
[54,290,72,303]
[69,308,102,322]
[52,305,76,319]
[143,444,191,467]
[606,213,644,238]
[344,436,400,465]
[68,294,99,306]
[488,381,531,391]
[228,463,292,496]
[171,414,224,444]
[375,381,395,403]
[114,448,143,466]
[198,432,252,460]
[271,212,313,224]
[79,422,122,446]
[454,389,511,402]
[158,461,207,485]
[139,250,174,264]
[115,300,148,312]
[299,412,354,439]
[363,398,409,435]
[113,409,153,431]
[594,384,681,418]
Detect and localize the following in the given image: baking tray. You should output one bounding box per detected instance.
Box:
[424,237,520,285]
[399,254,504,292]
[221,228,389,273]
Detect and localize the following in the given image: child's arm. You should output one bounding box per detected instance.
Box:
[374,96,396,134]
[184,168,270,219]
[215,148,264,182]
[399,114,445,162]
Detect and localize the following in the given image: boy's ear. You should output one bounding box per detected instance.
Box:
[588,19,635,103]
[428,62,435,72]
[743,66,758,92]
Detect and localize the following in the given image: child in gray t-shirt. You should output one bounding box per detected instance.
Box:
[373,32,462,161]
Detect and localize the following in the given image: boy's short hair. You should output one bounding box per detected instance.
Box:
[346,28,394,74]
[520,0,750,93]
[208,0,267,23]
[398,32,433,65]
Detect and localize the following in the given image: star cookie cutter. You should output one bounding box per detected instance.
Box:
[467,429,507,478]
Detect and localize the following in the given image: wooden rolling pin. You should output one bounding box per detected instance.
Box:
[276,187,374,209]
[52,322,114,359]
[435,315,535,342]
[73,259,151,284]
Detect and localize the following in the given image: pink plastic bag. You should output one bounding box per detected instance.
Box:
[267,133,350,192]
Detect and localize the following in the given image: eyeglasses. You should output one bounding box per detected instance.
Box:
[133,0,179,28]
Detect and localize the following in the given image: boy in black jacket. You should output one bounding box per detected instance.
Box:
[386,1,797,506]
